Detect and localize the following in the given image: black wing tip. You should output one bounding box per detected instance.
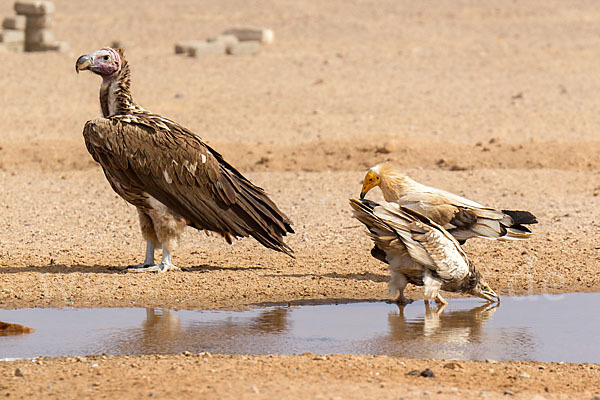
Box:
[502,209,538,225]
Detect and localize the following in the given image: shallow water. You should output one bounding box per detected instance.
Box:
[0,293,598,362]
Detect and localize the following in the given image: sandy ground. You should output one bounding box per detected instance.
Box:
[1,0,600,398]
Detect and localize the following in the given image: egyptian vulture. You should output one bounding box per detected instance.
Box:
[75,47,293,272]
[350,198,499,304]
[360,162,537,244]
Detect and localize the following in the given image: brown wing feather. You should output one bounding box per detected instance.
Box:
[83,116,294,257]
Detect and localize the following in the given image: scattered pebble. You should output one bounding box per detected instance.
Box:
[443,362,464,370]
[504,390,514,396]
[517,372,531,379]
[420,368,435,378]
[406,369,420,376]
[14,368,24,377]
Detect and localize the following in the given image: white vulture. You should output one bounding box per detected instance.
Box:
[360,162,537,244]
[350,198,499,305]
[75,47,293,272]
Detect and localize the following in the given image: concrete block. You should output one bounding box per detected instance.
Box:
[207,34,238,50]
[2,16,26,30]
[174,40,204,54]
[187,41,225,57]
[223,28,274,44]
[25,14,53,29]
[15,1,55,15]
[25,27,53,43]
[0,29,25,43]
[226,40,261,56]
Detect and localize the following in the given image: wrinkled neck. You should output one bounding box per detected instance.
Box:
[98,64,137,117]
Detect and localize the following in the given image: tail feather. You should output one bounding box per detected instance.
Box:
[502,209,538,226]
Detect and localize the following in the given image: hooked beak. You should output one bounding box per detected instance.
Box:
[478,287,500,303]
[75,54,92,74]
[360,172,379,199]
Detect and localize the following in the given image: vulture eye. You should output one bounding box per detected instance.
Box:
[103,55,109,61]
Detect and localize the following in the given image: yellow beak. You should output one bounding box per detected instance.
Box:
[360,172,379,199]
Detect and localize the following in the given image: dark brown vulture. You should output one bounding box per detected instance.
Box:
[360,162,537,244]
[75,47,294,272]
[350,198,499,305]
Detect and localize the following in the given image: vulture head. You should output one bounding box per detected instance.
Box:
[76,47,122,77]
[360,169,382,199]
[468,273,500,303]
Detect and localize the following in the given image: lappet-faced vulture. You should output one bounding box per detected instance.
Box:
[75,47,294,272]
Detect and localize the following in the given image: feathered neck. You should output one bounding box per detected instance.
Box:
[99,54,140,117]
[374,164,424,202]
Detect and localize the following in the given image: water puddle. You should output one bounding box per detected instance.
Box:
[0,293,598,363]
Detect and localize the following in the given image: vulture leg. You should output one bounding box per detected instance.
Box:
[388,270,413,305]
[120,241,158,270]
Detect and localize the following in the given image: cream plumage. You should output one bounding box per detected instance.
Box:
[360,162,537,244]
[76,47,293,272]
[350,198,499,304]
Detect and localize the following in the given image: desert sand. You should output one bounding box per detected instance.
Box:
[1,0,599,398]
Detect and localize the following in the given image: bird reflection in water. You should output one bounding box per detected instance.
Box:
[387,302,499,344]
[109,307,292,355]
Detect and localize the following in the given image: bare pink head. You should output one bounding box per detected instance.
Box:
[75,47,122,79]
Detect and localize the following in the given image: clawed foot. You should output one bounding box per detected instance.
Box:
[122,263,184,273]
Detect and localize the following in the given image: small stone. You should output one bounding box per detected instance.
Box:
[25,14,53,29]
[226,40,261,56]
[590,396,600,400]
[182,351,192,356]
[223,28,274,44]
[375,142,397,154]
[504,390,514,396]
[0,29,25,43]
[406,369,420,376]
[14,368,24,377]
[313,355,328,361]
[420,368,435,378]
[3,16,27,30]
[15,1,55,15]
[174,93,184,99]
[187,41,225,57]
[111,40,134,49]
[485,359,498,364]
[443,362,464,370]
[517,372,531,379]
[251,386,259,394]
[90,363,99,368]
